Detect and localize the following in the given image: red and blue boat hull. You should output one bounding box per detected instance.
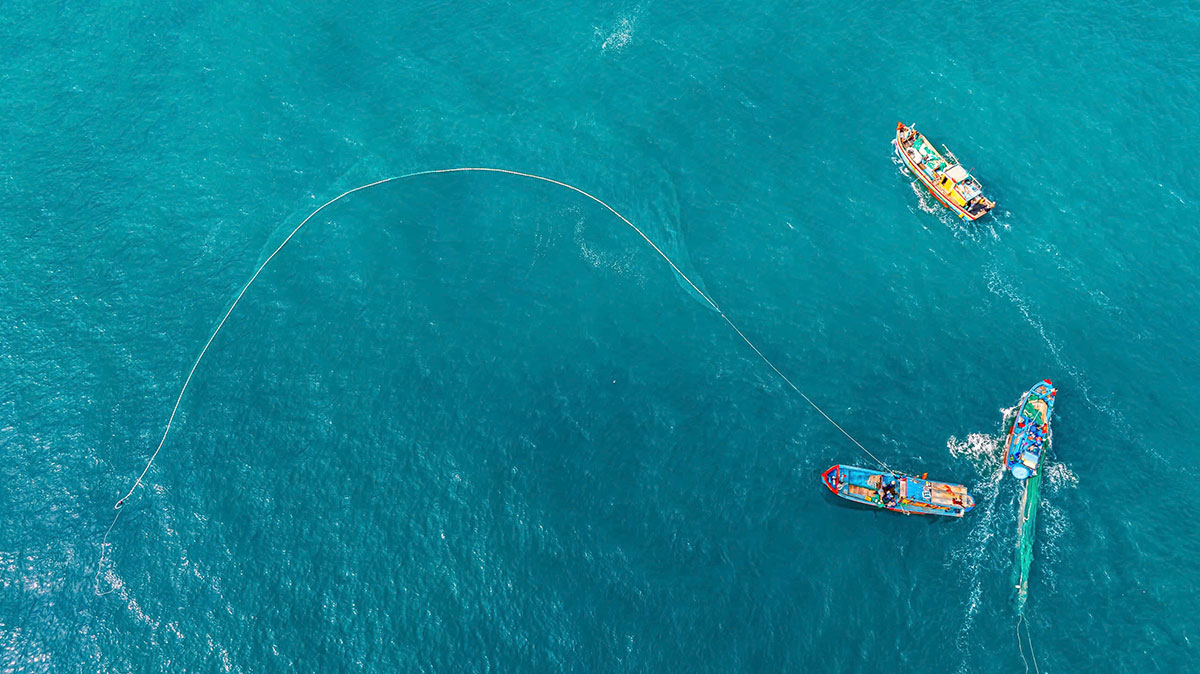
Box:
[822,464,975,517]
[1004,380,1057,480]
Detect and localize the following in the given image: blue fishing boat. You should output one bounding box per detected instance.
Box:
[822,464,975,517]
[1003,380,1057,480]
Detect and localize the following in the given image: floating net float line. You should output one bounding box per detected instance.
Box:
[1005,397,1045,674]
[1013,466,1044,614]
[95,166,893,594]
[1013,454,1045,674]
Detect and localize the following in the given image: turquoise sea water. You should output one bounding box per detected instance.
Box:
[3,1,1198,671]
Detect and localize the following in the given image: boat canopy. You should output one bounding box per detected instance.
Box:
[945,165,969,183]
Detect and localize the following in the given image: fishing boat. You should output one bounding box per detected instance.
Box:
[893,122,995,220]
[1003,380,1057,480]
[821,464,975,517]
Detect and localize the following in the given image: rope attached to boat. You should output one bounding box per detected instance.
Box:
[95,167,894,595]
[1015,614,1042,674]
[1016,616,1029,674]
[1025,617,1042,674]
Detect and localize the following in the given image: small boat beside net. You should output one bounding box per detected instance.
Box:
[1003,380,1057,480]
[822,464,975,517]
[893,122,995,220]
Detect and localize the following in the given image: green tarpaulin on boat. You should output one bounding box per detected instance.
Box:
[1013,466,1043,614]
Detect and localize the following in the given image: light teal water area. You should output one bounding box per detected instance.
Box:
[2,1,1197,671]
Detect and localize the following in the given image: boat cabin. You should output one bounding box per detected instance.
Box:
[894,122,995,220]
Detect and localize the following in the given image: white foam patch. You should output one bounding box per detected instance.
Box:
[893,152,991,242]
[909,181,943,216]
[1043,462,1078,490]
[1035,497,1070,591]
[950,459,1008,654]
[948,429,1016,668]
[103,570,161,631]
[597,14,637,52]
[574,216,637,277]
[947,432,1004,471]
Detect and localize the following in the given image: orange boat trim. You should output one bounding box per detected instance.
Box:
[894,126,981,221]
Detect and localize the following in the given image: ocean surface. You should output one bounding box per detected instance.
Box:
[2,1,1198,671]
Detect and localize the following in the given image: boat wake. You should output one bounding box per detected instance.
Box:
[908,180,944,217]
[986,269,1087,402]
[945,426,1027,671]
[949,443,1008,670]
[948,406,1074,669]
[891,149,998,243]
[595,11,639,53]
[1033,495,1069,592]
[1043,461,1078,489]
[947,432,1004,474]
[1031,460,1076,592]
[983,267,1155,462]
[950,455,1008,666]
[1037,242,1125,321]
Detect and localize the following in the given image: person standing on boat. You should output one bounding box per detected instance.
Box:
[879,476,899,507]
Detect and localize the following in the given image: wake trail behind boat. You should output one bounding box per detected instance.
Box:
[947,432,1008,672]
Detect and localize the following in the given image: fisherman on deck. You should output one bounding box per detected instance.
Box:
[880,477,899,507]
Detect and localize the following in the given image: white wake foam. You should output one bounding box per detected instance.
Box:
[948,432,1004,473]
[573,214,638,276]
[1043,461,1079,490]
[985,267,1136,436]
[596,14,637,53]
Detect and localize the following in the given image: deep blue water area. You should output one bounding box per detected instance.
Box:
[2,1,1198,671]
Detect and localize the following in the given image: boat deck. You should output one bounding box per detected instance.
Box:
[894,123,994,220]
[823,464,974,517]
[1005,381,1057,479]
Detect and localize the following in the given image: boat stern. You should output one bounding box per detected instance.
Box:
[963,205,993,221]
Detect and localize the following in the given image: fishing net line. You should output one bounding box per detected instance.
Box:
[95,167,893,594]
